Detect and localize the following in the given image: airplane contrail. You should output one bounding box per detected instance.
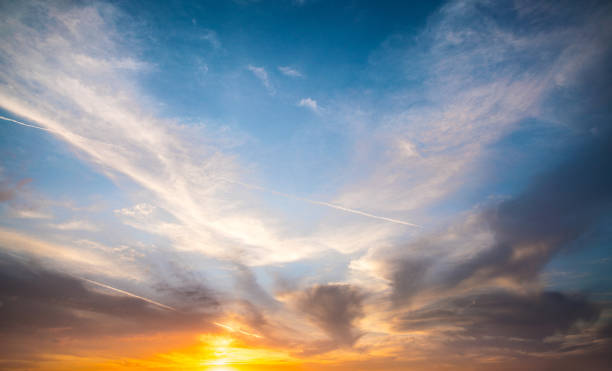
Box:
[214,322,263,338]
[0,115,57,132]
[223,179,422,228]
[1,114,421,228]
[79,277,178,312]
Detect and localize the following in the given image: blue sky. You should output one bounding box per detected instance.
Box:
[1,1,611,370]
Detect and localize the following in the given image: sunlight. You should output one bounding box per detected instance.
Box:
[206,367,237,371]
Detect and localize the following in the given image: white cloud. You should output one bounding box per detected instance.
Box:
[0,227,138,279]
[247,64,275,94]
[51,220,99,231]
[298,97,319,113]
[332,0,611,216]
[12,209,51,219]
[278,66,303,77]
[0,2,382,267]
[114,203,156,217]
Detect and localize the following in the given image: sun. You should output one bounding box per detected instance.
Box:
[206,367,237,371]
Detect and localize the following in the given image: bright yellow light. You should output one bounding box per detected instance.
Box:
[206,367,236,371]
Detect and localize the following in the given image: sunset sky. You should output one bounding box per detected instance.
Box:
[1,0,611,370]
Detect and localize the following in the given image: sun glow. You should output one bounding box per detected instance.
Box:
[195,334,295,368]
[206,367,237,371]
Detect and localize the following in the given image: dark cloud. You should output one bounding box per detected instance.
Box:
[385,118,612,367]
[390,290,612,370]
[394,290,599,341]
[389,129,612,304]
[297,283,365,347]
[150,256,219,311]
[385,3,612,364]
[0,252,219,359]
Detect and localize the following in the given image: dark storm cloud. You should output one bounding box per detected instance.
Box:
[0,252,219,358]
[297,283,365,347]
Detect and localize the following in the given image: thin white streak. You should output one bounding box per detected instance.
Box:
[79,277,177,312]
[1,113,419,228]
[224,179,421,228]
[0,115,57,133]
[214,322,263,338]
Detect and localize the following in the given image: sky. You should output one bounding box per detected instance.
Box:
[0,0,611,370]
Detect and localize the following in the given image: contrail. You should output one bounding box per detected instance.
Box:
[0,115,57,133]
[79,277,177,312]
[1,114,421,228]
[214,322,263,338]
[223,179,421,228]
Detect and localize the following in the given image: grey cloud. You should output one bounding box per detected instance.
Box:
[391,290,612,370]
[297,283,365,347]
[384,3,612,361]
[448,124,612,288]
[0,187,15,202]
[233,263,279,309]
[394,290,599,341]
[0,178,30,202]
[389,28,612,303]
[0,251,219,359]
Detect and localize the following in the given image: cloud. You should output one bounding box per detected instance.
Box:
[0,176,31,203]
[296,283,365,347]
[0,252,219,361]
[0,188,15,202]
[298,97,319,113]
[0,0,421,271]
[201,29,221,49]
[381,123,612,307]
[0,227,135,279]
[114,203,156,217]
[334,0,612,214]
[1,1,612,368]
[233,263,279,309]
[50,220,99,231]
[247,64,275,94]
[0,2,322,265]
[11,209,51,219]
[344,1,612,364]
[394,290,599,341]
[278,66,303,77]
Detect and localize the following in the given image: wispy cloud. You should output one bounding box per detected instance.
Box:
[0,2,395,269]
[0,227,137,279]
[114,203,156,217]
[12,209,51,219]
[334,0,612,216]
[278,66,303,77]
[50,220,99,231]
[200,29,221,49]
[297,97,319,113]
[247,64,275,94]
